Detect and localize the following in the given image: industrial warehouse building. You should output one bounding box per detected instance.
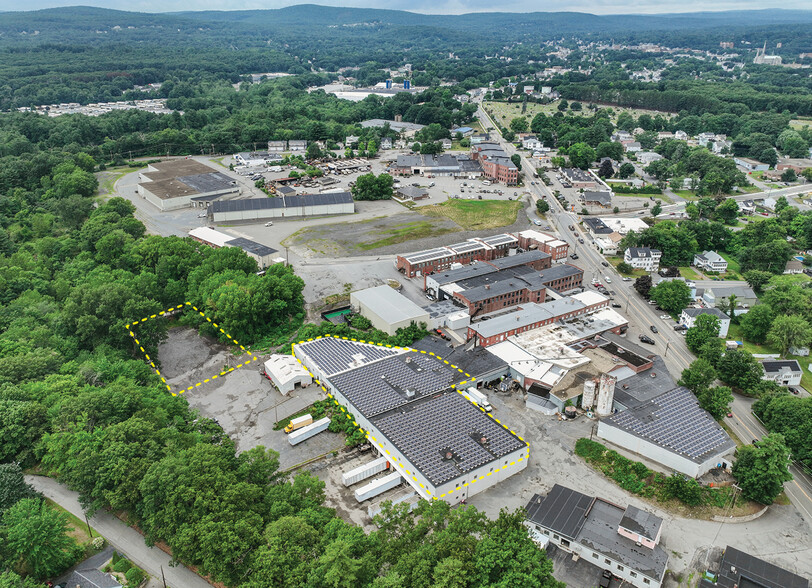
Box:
[263,355,312,394]
[208,192,355,222]
[137,160,241,211]
[396,234,519,278]
[598,387,736,478]
[188,227,278,269]
[350,286,430,336]
[294,337,529,505]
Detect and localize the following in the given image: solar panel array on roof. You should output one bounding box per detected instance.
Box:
[298,338,402,377]
[525,484,593,540]
[330,353,458,417]
[405,248,450,264]
[372,391,526,486]
[478,234,517,247]
[604,387,734,461]
[225,237,277,256]
[448,241,485,254]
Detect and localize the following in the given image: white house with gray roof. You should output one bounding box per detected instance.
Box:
[761,360,802,387]
[679,307,730,337]
[525,484,668,588]
[624,247,662,272]
[693,250,727,273]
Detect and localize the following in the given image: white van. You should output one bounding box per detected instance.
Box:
[482,180,491,186]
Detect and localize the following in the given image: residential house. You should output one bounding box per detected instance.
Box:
[679,307,731,337]
[612,131,633,142]
[702,285,758,313]
[441,138,453,149]
[734,157,769,172]
[624,247,662,272]
[637,152,663,165]
[674,130,689,141]
[657,131,674,140]
[711,140,732,154]
[344,135,360,148]
[623,141,642,153]
[452,126,474,136]
[394,186,430,202]
[762,196,778,211]
[63,569,123,588]
[268,140,286,152]
[470,133,490,145]
[288,140,307,152]
[693,251,728,273]
[525,484,668,588]
[784,259,805,274]
[380,137,393,150]
[761,360,803,387]
[523,136,543,151]
[739,200,756,214]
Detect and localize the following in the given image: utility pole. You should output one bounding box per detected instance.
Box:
[84,513,93,538]
[161,566,167,588]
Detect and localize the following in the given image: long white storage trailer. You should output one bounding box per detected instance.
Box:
[288,417,331,446]
[354,472,402,503]
[342,456,389,487]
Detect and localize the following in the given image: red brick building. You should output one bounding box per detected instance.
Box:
[396,234,518,278]
[516,230,569,262]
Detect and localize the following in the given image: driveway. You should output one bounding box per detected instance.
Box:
[26,476,212,588]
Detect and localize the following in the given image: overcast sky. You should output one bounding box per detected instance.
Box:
[0,0,806,15]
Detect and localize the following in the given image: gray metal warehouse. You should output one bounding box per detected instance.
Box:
[350,285,430,336]
[294,337,529,505]
[208,192,355,222]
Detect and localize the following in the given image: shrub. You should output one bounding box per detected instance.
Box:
[113,559,132,574]
[125,567,145,586]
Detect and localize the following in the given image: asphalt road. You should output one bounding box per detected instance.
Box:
[723,396,812,523]
[26,476,212,588]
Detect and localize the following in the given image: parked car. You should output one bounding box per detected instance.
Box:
[650,325,658,333]
[578,238,584,244]
[659,314,670,320]
[674,324,688,331]
[601,261,609,267]
[612,303,622,308]
[639,334,655,345]
[789,387,800,395]
[570,253,579,259]
[264,221,274,227]
[622,277,632,282]
[533,219,543,226]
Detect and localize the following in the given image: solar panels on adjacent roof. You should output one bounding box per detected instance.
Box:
[298,338,401,377]
[605,387,734,461]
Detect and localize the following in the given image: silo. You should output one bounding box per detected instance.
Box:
[385,79,392,89]
[582,378,596,410]
[404,80,411,90]
[596,373,617,417]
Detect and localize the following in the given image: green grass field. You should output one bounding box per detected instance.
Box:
[356,221,459,250]
[679,266,702,280]
[607,256,647,276]
[421,199,523,230]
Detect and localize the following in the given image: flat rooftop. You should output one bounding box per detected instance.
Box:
[352,285,428,325]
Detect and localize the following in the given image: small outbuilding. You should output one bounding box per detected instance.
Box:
[350,285,430,336]
[264,355,312,394]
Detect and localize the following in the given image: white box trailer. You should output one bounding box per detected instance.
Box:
[288,417,331,446]
[342,456,389,487]
[367,490,418,519]
[466,387,492,412]
[354,471,402,503]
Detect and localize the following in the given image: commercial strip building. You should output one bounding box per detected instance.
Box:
[350,286,430,336]
[293,337,529,505]
[525,484,668,588]
[188,227,278,269]
[395,234,519,278]
[598,387,736,478]
[390,154,483,178]
[207,192,355,223]
[137,160,241,211]
[561,167,600,189]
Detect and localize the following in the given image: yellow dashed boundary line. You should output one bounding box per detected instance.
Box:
[291,334,530,501]
[126,302,258,396]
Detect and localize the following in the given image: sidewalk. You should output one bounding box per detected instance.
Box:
[26,475,213,588]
